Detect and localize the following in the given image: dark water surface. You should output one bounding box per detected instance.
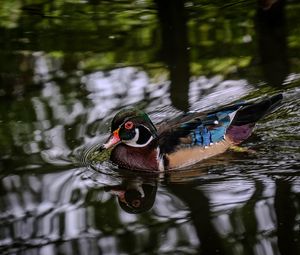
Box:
[1,0,300,254]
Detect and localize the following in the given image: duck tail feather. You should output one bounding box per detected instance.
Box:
[231,94,283,126]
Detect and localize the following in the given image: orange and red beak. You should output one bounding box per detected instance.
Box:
[101,128,121,150]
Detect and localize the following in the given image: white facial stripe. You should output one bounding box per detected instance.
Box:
[157,147,165,172]
[132,128,140,143]
[124,127,154,147]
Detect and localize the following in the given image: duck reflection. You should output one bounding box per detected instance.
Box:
[104,173,225,254]
[104,177,158,214]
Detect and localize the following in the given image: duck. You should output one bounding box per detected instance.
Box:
[105,179,157,214]
[99,94,283,171]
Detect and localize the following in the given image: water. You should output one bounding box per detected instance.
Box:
[0,0,300,254]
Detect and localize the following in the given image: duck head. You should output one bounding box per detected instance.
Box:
[101,108,158,150]
[105,179,158,214]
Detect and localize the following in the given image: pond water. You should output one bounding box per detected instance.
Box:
[1,0,300,254]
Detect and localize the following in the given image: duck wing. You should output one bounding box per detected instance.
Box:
[158,94,283,154]
[158,106,240,155]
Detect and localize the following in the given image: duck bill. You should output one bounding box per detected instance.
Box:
[102,129,121,149]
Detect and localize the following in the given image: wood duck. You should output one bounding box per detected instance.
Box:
[100,94,283,171]
[105,179,157,214]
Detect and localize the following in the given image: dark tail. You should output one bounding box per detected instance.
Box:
[226,94,283,144]
[231,94,283,126]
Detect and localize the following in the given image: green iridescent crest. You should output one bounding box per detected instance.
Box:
[111,108,157,135]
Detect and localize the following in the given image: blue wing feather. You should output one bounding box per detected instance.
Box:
[190,108,238,146]
[159,105,240,154]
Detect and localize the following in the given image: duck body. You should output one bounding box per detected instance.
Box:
[101,94,283,171]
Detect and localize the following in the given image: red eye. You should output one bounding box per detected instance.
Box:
[124,121,134,130]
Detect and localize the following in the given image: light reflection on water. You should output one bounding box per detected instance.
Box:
[1,77,300,254]
[1,0,300,254]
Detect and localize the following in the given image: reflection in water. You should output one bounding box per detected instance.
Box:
[0,0,300,254]
[155,0,190,112]
[2,164,300,254]
[255,0,289,87]
[105,177,158,214]
[1,65,300,255]
[275,178,298,255]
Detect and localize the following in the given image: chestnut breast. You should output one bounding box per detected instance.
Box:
[110,143,159,171]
